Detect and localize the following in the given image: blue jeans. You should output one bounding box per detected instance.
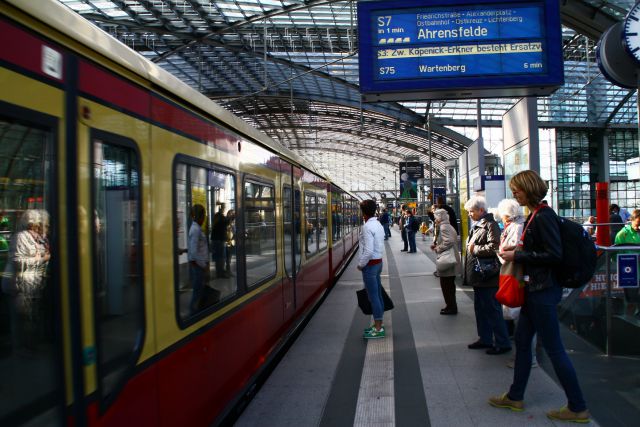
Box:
[362,263,384,321]
[382,223,391,238]
[407,230,417,252]
[401,228,408,250]
[189,264,205,314]
[473,286,510,348]
[508,285,586,412]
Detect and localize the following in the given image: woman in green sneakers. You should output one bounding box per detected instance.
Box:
[357,199,386,339]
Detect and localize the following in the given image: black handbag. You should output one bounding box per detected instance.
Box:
[473,256,500,280]
[356,287,394,315]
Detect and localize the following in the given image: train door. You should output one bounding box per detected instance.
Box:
[282,163,301,322]
[0,13,70,425]
[0,75,65,425]
[76,61,151,425]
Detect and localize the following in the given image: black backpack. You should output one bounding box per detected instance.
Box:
[555,216,597,288]
[410,216,420,232]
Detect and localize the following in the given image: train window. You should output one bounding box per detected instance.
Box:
[92,137,144,405]
[331,193,342,242]
[244,179,276,286]
[293,188,301,271]
[317,195,327,252]
[0,117,61,425]
[283,185,294,277]
[175,161,236,320]
[304,193,317,256]
[342,196,350,236]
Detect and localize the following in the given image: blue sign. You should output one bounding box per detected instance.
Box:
[618,254,639,288]
[358,0,564,101]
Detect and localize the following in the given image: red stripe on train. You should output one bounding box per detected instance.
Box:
[0,18,64,82]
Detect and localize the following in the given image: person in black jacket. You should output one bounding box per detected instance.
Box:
[436,196,459,235]
[463,196,511,354]
[489,170,590,423]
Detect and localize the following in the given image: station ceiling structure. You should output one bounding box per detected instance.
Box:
[57,0,638,200]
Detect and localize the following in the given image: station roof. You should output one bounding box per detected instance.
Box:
[57,0,638,199]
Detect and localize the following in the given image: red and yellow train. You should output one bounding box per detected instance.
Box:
[0,1,359,425]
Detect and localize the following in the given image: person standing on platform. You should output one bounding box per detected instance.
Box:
[188,204,209,314]
[211,203,228,278]
[357,199,386,339]
[489,170,590,423]
[380,208,391,240]
[609,204,624,244]
[436,196,459,235]
[614,209,640,317]
[431,208,459,314]
[582,216,596,241]
[463,195,511,354]
[406,208,418,253]
[399,205,409,252]
[496,198,539,369]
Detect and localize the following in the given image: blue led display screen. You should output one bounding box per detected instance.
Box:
[358,0,563,101]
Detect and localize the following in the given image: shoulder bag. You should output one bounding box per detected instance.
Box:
[356,287,394,315]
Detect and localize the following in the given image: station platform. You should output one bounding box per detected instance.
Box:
[235,226,634,426]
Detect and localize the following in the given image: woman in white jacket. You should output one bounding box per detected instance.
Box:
[497,199,538,367]
[497,199,524,258]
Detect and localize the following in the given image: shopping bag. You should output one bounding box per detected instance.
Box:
[496,261,525,308]
[435,247,458,273]
[356,287,394,315]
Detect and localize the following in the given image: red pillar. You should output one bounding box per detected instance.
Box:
[595,182,610,246]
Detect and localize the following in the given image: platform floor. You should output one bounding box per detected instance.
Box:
[235,226,637,426]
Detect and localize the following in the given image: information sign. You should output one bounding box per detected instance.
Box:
[617,254,639,288]
[358,0,564,101]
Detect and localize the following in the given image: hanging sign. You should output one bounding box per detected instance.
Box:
[358,0,564,101]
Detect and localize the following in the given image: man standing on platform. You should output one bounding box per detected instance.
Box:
[357,199,386,339]
[399,205,409,252]
[380,208,391,240]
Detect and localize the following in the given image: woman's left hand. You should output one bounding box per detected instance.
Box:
[500,249,515,262]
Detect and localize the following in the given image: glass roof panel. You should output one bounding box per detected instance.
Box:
[56,0,638,196]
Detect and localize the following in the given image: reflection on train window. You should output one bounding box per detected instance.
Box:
[0,117,60,425]
[294,188,301,271]
[304,193,317,256]
[283,185,302,278]
[331,192,342,242]
[283,186,293,276]
[92,137,144,404]
[317,195,327,252]
[244,180,276,286]
[175,162,236,320]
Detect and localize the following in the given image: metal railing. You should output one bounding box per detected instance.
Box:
[558,244,640,357]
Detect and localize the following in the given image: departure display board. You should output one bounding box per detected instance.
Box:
[358,0,563,101]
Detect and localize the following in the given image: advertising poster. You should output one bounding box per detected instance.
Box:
[399,162,424,200]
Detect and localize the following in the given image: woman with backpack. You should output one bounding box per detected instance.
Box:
[488,170,590,423]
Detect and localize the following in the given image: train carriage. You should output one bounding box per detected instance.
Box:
[0,1,359,425]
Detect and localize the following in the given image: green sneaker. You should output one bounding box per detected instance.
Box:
[363,324,383,333]
[363,327,385,339]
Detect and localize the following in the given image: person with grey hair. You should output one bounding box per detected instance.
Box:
[463,196,511,355]
[496,199,538,368]
[2,209,51,353]
[431,208,459,314]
